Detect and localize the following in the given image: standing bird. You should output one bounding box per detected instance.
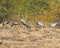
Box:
[50,22,59,28]
[34,21,45,28]
[21,19,31,31]
[11,21,18,27]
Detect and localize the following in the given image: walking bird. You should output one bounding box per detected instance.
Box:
[2,20,9,26]
[11,21,18,27]
[50,22,59,28]
[34,20,45,28]
[21,19,31,31]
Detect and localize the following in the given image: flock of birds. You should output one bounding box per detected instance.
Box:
[1,18,60,31]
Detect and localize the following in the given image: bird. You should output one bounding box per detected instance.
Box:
[34,20,45,28]
[2,20,9,26]
[21,19,31,31]
[50,22,59,28]
[11,21,19,27]
[56,23,60,26]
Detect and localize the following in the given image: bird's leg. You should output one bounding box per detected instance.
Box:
[26,27,28,31]
[14,25,16,27]
[3,24,5,28]
[25,27,27,32]
[2,22,5,26]
[11,24,14,27]
[29,27,31,32]
[41,26,43,28]
[25,27,29,33]
[38,26,41,29]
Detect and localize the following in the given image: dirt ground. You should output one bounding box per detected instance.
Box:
[0,25,60,48]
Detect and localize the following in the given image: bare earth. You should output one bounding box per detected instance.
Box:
[0,25,60,48]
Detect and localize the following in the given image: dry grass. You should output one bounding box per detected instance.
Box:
[0,25,60,48]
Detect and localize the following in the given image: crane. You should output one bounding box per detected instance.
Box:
[21,19,31,31]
